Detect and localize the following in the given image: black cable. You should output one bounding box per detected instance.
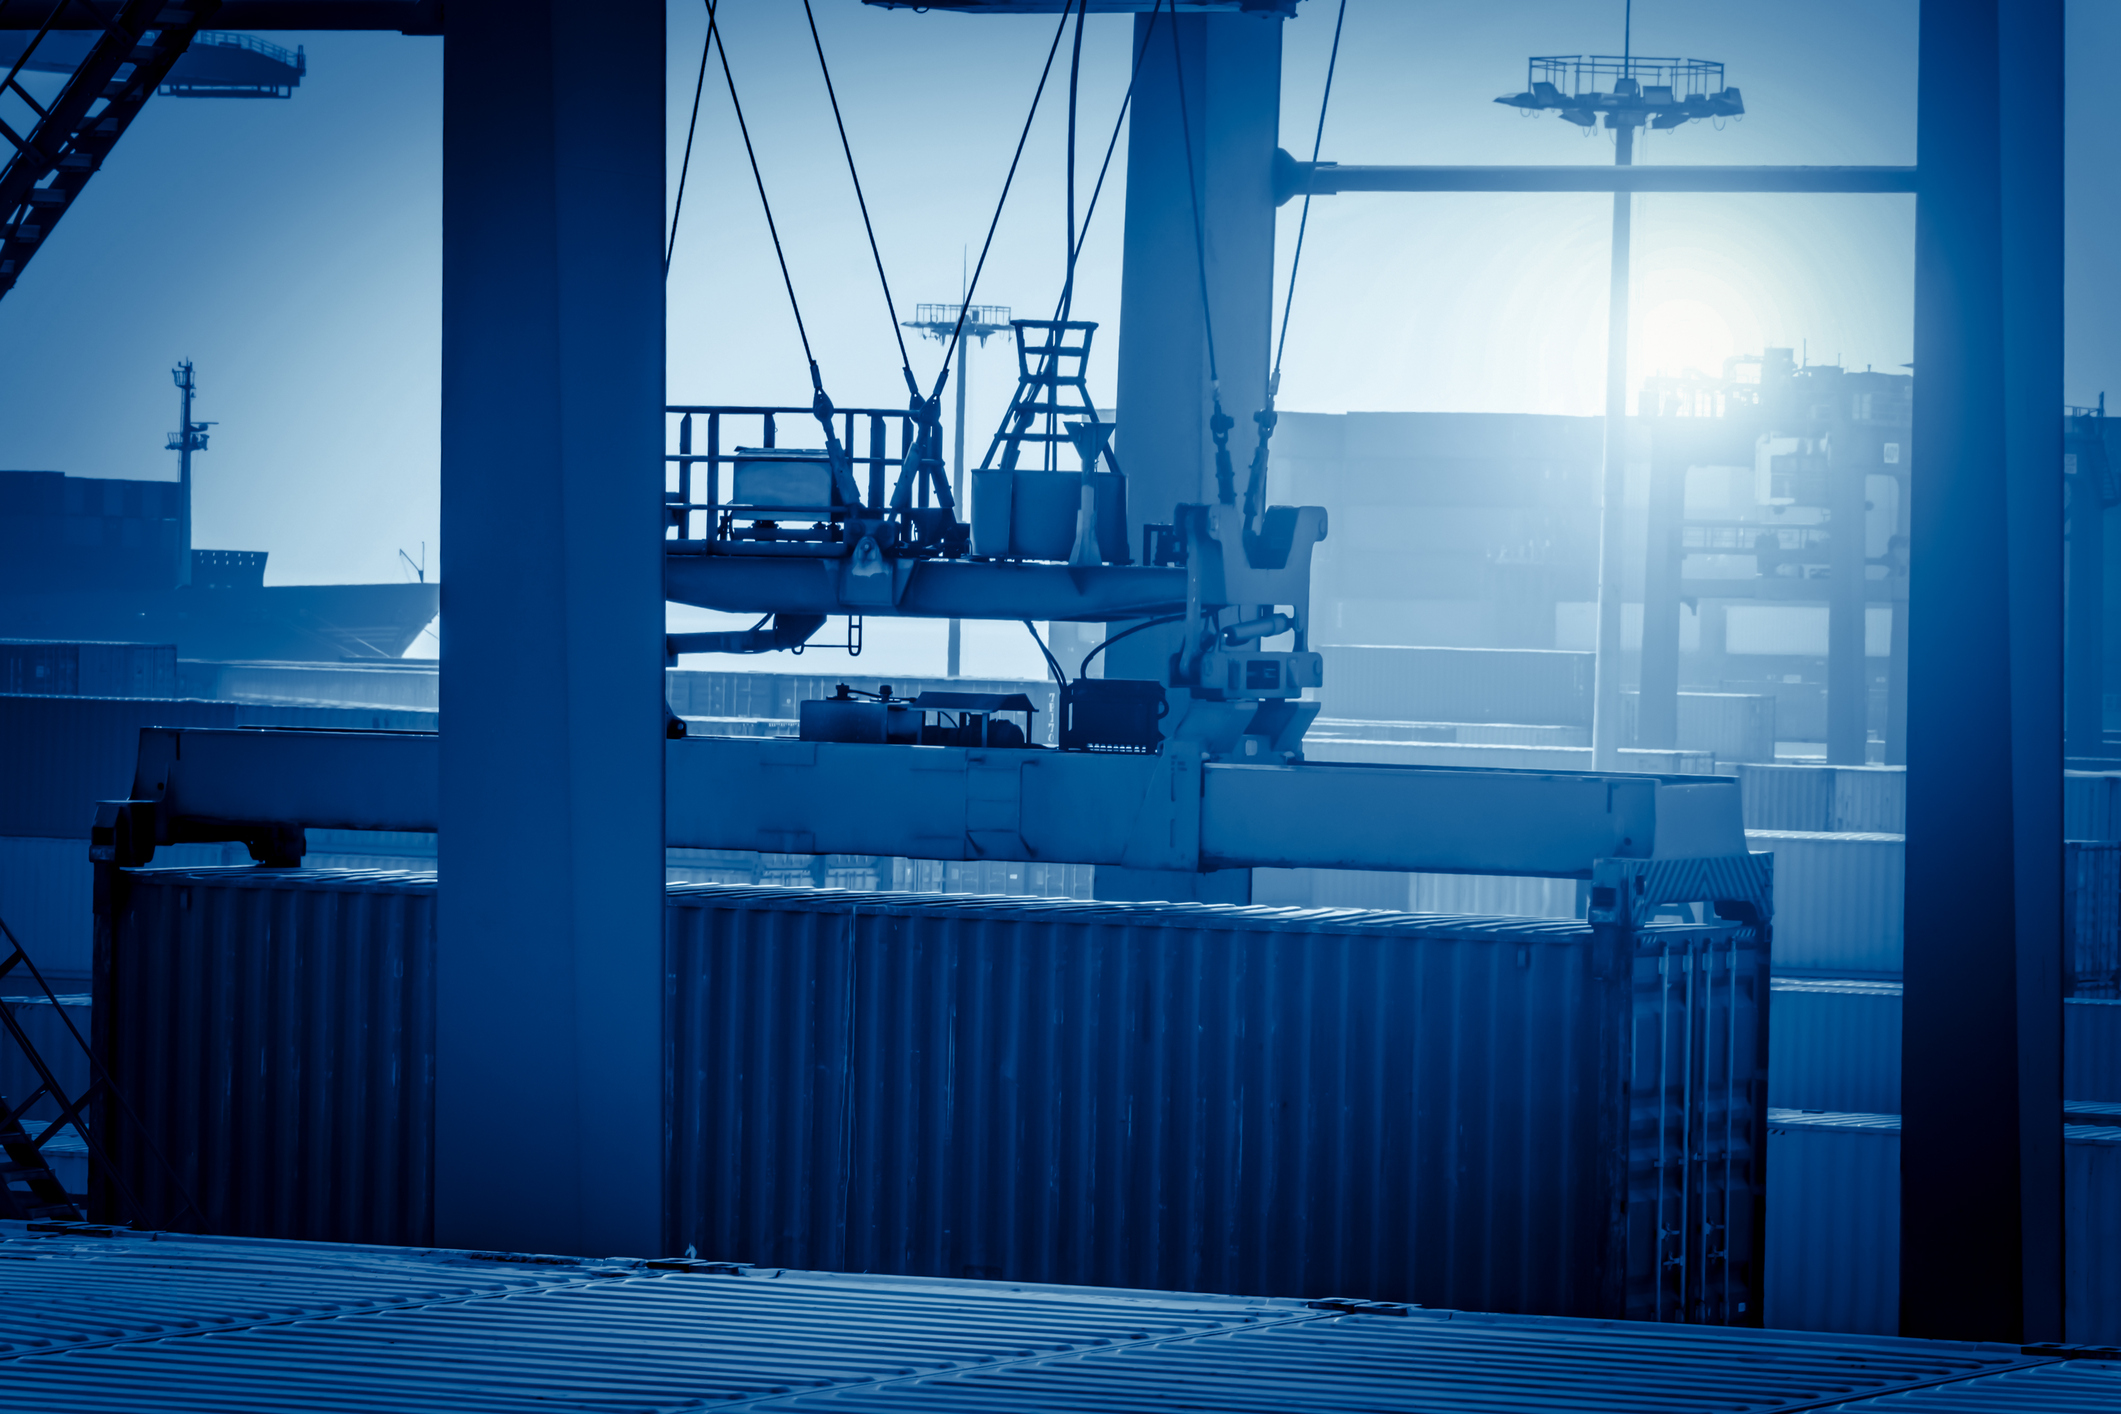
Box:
[1061,0,1086,326]
[1270,0,1347,397]
[666,11,714,276]
[1166,15,1218,389]
[1050,0,1166,327]
[1023,619,1069,689]
[802,0,916,386]
[706,0,816,367]
[1078,612,1185,680]
[931,1,1076,403]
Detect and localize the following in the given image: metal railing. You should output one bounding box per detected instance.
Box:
[665,405,929,547]
[1527,54,1725,101]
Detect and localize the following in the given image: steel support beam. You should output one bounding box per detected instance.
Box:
[436,0,664,1259]
[1637,421,1688,752]
[1114,10,1280,547]
[106,727,1753,886]
[1274,158,1918,201]
[1902,0,2064,1342]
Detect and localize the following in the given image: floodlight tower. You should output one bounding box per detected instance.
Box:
[166,359,214,589]
[905,301,1012,675]
[1496,34,1743,769]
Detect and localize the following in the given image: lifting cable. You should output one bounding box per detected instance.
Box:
[929,1,1077,408]
[801,0,916,399]
[1051,0,1167,328]
[799,0,953,513]
[667,11,714,276]
[1243,0,1347,529]
[698,0,861,504]
[1003,0,1165,477]
[1164,16,1237,507]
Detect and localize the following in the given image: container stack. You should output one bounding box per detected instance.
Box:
[95,867,1766,1325]
[1751,763,2121,1341]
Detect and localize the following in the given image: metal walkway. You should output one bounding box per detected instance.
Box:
[0,1224,2106,1413]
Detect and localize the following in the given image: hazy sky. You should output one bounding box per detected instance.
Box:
[0,1,2113,677]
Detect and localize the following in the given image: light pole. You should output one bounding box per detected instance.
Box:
[905,301,1012,676]
[166,359,214,588]
[1497,49,1742,768]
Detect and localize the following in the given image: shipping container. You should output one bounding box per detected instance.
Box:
[2067,842,2121,997]
[1765,1109,2121,1342]
[0,991,89,1123]
[0,834,247,978]
[1305,736,1717,775]
[673,886,1764,1321]
[1623,692,1778,765]
[174,658,440,711]
[1249,866,1417,911]
[1316,645,1594,727]
[2066,770,2121,842]
[1745,832,1904,974]
[99,868,437,1246]
[2071,998,2121,1103]
[1307,718,1588,748]
[1768,979,1901,1114]
[100,868,1766,1324]
[1738,764,1905,834]
[0,694,437,840]
[0,1225,2058,1414]
[2069,1126,2121,1344]
[1764,1110,1901,1336]
[0,639,177,697]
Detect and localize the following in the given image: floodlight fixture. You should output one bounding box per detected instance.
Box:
[1495,56,1742,133]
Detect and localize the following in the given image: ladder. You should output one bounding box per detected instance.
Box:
[979,321,1123,477]
[0,0,222,301]
[0,919,199,1229]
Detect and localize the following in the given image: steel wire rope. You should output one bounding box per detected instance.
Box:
[1243,0,1347,527]
[926,0,1078,404]
[702,0,818,368]
[1270,0,1347,397]
[800,0,916,390]
[1165,16,1218,390]
[1163,16,1242,505]
[665,9,714,276]
[1049,0,1167,329]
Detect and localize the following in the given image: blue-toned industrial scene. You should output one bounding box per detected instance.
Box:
[0,0,2113,1407]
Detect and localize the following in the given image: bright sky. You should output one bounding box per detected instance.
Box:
[0,1,2115,677]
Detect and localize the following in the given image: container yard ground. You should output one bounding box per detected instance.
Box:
[0,1222,2109,1414]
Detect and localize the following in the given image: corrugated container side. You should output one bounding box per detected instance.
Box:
[1738,765,1835,832]
[99,871,1760,1324]
[1305,737,1716,775]
[1768,980,1902,1113]
[0,993,90,1122]
[1746,832,1904,975]
[1766,1112,2120,1342]
[1765,1111,1900,1336]
[1316,645,1593,727]
[2066,842,2121,997]
[1249,867,1413,911]
[77,643,178,698]
[1623,693,1777,764]
[100,868,436,1245]
[667,888,1761,1323]
[2066,771,2121,842]
[2067,1126,2121,1344]
[1308,718,1589,748]
[0,835,247,978]
[1830,769,1907,834]
[2069,999,2121,1103]
[1407,871,1581,919]
[0,695,438,840]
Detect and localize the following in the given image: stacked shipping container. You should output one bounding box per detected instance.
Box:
[95,866,1766,1324]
